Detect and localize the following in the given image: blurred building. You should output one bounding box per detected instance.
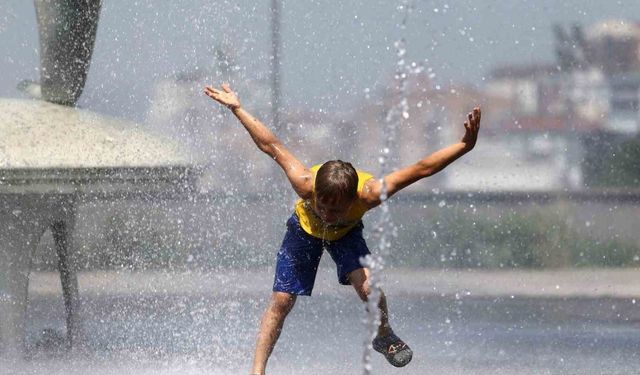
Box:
[481,64,588,191]
[473,19,640,191]
[558,20,640,135]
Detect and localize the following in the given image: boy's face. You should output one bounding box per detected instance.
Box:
[314,194,354,225]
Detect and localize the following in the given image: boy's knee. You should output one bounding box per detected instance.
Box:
[355,282,371,301]
[355,281,386,303]
[347,269,372,301]
[270,292,296,314]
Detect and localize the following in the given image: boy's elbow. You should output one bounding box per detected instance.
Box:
[424,167,443,178]
[260,140,280,157]
[416,162,437,178]
[419,168,435,178]
[259,143,273,155]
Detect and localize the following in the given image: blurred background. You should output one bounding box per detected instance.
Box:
[2,0,639,270]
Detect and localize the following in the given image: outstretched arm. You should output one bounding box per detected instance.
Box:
[204,84,313,199]
[362,107,481,208]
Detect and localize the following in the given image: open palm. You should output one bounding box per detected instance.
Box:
[204,83,241,109]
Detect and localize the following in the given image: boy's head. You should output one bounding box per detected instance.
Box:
[314,160,358,224]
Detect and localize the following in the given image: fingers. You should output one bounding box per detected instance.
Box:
[204,85,228,102]
[204,84,240,109]
[464,107,481,131]
[204,86,218,95]
[204,84,230,94]
[465,112,473,131]
[473,106,481,129]
[204,88,219,100]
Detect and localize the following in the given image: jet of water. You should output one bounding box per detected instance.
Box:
[361,1,418,373]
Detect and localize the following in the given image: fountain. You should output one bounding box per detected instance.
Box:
[0,0,201,358]
[361,1,421,373]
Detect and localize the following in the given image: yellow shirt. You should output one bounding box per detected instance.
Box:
[295,164,375,240]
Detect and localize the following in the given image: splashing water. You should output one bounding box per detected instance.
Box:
[361,1,418,373]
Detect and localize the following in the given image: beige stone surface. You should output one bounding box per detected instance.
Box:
[0,98,193,169]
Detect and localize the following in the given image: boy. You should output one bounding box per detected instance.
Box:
[204,84,480,375]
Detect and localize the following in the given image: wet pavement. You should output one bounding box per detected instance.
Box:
[2,268,640,374]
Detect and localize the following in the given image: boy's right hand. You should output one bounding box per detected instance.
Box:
[204,83,241,110]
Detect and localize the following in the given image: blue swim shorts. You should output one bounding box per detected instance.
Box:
[273,213,371,296]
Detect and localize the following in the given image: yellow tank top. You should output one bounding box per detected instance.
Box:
[295,164,375,241]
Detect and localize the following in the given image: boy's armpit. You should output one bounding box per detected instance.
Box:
[285,167,313,199]
[360,178,382,208]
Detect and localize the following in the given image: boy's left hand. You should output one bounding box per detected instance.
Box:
[461,107,481,151]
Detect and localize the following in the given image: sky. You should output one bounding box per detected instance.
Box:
[1,0,640,122]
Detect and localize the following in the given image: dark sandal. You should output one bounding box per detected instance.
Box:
[372,332,413,367]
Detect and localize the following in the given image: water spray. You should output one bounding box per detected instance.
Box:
[360,1,420,373]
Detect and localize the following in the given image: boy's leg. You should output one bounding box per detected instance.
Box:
[251,213,323,374]
[327,224,412,367]
[326,224,393,337]
[347,267,392,337]
[251,291,297,375]
[348,267,413,368]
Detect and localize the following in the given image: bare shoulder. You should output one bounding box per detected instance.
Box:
[292,166,315,200]
[359,177,382,208]
[297,173,314,199]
